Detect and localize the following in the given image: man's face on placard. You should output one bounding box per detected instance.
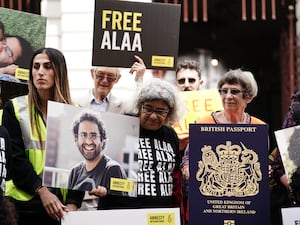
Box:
[0,36,22,67]
[76,120,104,161]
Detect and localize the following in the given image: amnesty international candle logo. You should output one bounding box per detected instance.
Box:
[196,141,262,197]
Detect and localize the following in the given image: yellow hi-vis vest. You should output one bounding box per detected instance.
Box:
[5,95,46,201]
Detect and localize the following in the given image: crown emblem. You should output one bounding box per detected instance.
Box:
[196,141,262,197]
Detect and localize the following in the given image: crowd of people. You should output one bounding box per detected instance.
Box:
[0,44,300,225]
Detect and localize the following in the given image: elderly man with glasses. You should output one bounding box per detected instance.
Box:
[74,55,146,114]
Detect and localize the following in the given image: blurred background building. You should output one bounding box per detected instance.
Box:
[0,0,298,147]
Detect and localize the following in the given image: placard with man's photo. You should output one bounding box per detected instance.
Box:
[0,7,46,82]
[275,125,300,181]
[43,101,139,197]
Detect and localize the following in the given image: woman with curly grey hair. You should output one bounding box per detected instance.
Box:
[130,78,183,208]
[98,78,184,222]
[134,78,182,125]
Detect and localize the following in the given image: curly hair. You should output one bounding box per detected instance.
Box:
[133,78,183,124]
[290,167,300,203]
[72,109,107,142]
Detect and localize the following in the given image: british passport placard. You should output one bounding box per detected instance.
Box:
[189,124,270,225]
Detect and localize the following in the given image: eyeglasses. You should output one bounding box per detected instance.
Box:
[94,71,117,83]
[218,88,243,96]
[142,105,169,117]
[177,78,196,85]
[3,40,14,61]
[78,132,100,141]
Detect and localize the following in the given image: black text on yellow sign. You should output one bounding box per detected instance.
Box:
[151,55,174,68]
[147,213,175,225]
[110,177,133,193]
[100,10,143,52]
[15,68,29,81]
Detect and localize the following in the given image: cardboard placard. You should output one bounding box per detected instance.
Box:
[0,7,46,81]
[62,208,181,225]
[92,0,181,69]
[189,124,270,225]
[172,89,223,139]
[281,207,300,225]
[275,125,300,181]
[44,101,139,196]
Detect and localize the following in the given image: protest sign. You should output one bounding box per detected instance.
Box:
[0,7,46,81]
[189,124,270,225]
[275,125,300,180]
[62,207,181,225]
[44,101,139,197]
[172,89,223,139]
[92,0,180,69]
[281,207,300,225]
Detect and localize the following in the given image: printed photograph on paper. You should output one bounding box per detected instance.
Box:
[0,7,46,82]
[274,125,300,181]
[43,101,139,197]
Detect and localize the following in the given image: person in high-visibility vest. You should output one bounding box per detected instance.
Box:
[2,48,83,225]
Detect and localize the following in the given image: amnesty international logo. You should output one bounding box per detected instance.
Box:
[196,141,262,197]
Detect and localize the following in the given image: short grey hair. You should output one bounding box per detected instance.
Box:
[176,59,201,79]
[134,78,182,124]
[217,68,258,98]
[92,66,120,76]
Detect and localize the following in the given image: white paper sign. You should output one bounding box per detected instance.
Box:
[281,207,300,225]
[62,208,180,225]
[275,125,300,180]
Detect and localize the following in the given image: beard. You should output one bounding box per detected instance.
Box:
[79,143,101,161]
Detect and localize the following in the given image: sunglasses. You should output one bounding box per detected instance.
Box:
[218,88,243,96]
[94,71,117,83]
[177,78,196,85]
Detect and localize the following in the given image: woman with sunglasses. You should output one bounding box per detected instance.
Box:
[181,68,266,194]
[198,68,264,124]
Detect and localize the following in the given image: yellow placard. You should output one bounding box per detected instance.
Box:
[147,213,175,225]
[151,55,174,68]
[110,177,133,193]
[172,89,223,138]
[15,68,29,81]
